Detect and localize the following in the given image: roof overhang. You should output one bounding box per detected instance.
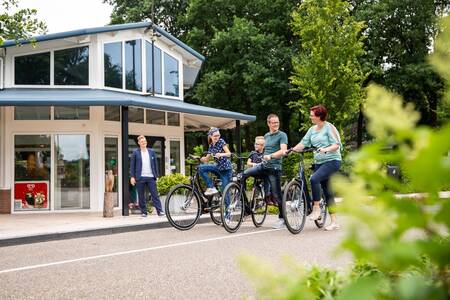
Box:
[0,89,255,130]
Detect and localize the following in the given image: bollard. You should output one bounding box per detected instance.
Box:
[103,192,114,217]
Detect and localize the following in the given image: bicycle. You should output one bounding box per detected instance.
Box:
[282,148,328,234]
[220,156,268,233]
[165,154,222,230]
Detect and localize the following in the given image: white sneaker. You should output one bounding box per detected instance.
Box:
[204,187,219,196]
[309,206,321,221]
[324,222,340,231]
[272,218,286,229]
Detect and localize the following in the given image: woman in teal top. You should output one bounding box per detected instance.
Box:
[290,105,342,231]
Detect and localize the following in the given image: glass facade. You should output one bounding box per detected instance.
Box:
[105,106,120,121]
[55,134,90,210]
[14,106,51,120]
[14,135,51,211]
[54,46,89,85]
[146,109,165,125]
[14,52,50,85]
[170,140,181,174]
[164,53,179,97]
[104,42,123,89]
[54,106,89,120]
[167,112,180,126]
[105,137,119,207]
[145,41,162,94]
[125,39,142,91]
[129,107,144,123]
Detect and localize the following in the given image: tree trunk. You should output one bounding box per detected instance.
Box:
[357,104,364,148]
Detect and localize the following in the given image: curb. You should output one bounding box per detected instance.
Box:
[0,217,212,248]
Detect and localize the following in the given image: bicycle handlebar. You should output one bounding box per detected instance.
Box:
[285,147,318,155]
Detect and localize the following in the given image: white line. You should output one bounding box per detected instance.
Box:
[0,228,281,274]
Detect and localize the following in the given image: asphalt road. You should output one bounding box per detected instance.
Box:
[0,215,351,299]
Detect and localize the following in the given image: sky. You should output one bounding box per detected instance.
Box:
[18,0,114,34]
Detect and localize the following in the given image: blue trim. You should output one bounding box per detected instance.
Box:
[1,22,205,62]
[0,89,255,122]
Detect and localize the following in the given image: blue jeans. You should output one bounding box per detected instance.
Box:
[199,164,232,193]
[136,177,164,215]
[263,166,283,218]
[242,164,270,196]
[310,160,341,209]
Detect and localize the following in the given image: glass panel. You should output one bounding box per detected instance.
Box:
[167,112,180,126]
[55,135,90,209]
[54,46,89,85]
[125,39,142,91]
[145,41,162,94]
[54,106,89,120]
[105,137,119,207]
[164,53,179,97]
[146,109,165,125]
[14,106,50,120]
[105,106,120,121]
[129,107,144,123]
[14,52,50,85]
[14,135,51,211]
[104,42,123,89]
[170,140,181,174]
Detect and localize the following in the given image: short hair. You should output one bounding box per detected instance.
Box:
[137,135,146,142]
[254,136,265,144]
[267,113,279,122]
[310,105,328,121]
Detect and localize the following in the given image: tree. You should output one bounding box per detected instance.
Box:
[0,0,46,45]
[290,0,366,132]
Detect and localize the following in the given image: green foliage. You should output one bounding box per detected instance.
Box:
[0,0,47,45]
[290,0,366,130]
[240,15,450,299]
[156,173,189,195]
[192,144,204,157]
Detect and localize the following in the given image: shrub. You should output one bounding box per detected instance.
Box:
[157,173,190,195]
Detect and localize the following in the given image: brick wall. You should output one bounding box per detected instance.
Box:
[0,189,11,214]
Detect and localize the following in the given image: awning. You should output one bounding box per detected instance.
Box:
[0,88,255,130]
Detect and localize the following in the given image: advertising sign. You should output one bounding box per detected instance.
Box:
[14,181,49,210]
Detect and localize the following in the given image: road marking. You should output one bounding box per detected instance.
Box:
[0,228,282,274]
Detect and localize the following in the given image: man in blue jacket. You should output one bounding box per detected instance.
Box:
[130,135,165,217]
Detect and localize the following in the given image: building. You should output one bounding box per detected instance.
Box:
[0,22,255,214]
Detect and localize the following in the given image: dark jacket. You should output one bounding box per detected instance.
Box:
[130,148,160,180]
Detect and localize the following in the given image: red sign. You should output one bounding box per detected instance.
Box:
[14,181,49,209]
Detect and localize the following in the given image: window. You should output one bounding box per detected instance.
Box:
[105,137,119,207]
[145,41,162,94]
[125,39,142,91]
[14,52,50,85]
[104,42,123,89]
[146,109,165,125]
[54,106,89,120]
[164,53,179,97]
[170,140,181,174]
[129,107,144,123]
[54,46,89,85]
[167,112,180,126]
[14,106,51,120]
[105,106,120,121]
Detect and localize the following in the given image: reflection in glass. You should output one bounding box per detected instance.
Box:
[105,137,119,207]
[14,52,50,85]
[54,106,89,120]
[170,140,181,174]
[145,41,162,94]
[14,135,51,211]
[167,112,180,126]
[125,39,142,91]
[15,106,51,120]
[129,107,144,123]
[164,53,179,97]
[104,42,123,88]
[146,109,165,125]
[54,46,89,85]
[105,106,120,121]
[55,135,90,209]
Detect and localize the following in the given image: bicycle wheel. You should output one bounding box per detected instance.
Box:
[314,198,328,228]
[282,180,307,234]
[165,184,201,230]
[209,193,222,225]
[220,182,244,233]
[250,184,267,227]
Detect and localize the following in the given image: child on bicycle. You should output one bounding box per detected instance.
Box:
[199,127,232,196]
